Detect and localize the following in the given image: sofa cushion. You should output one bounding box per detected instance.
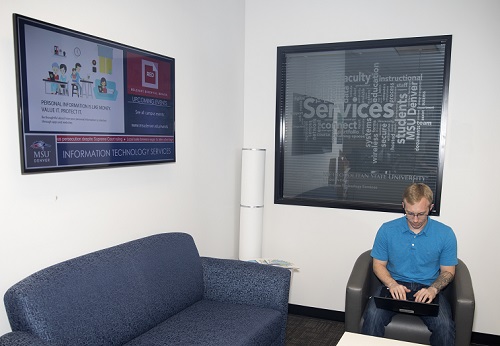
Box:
[4,233,204,346]
[124,299,283,346]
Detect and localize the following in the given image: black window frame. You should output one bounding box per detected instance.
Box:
[275,35,452,215]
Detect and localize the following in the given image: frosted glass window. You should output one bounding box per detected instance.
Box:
[275,36,452,215]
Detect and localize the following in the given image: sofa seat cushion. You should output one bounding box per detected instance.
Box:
[124,299,283,346]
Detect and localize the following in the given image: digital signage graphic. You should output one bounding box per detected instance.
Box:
[275,36,452,214]
[14,14,175,173]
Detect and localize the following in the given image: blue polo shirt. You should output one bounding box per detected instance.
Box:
[371,216,457,286]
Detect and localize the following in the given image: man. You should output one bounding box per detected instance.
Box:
[362,183,457,346]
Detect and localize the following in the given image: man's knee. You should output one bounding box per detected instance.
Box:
[362,300,389,336]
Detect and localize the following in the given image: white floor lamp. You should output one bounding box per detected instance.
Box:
[238,148,266,261]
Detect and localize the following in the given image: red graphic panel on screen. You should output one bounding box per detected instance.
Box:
[126,52,172,100]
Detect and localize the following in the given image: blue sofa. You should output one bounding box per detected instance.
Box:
[0,233,291,346]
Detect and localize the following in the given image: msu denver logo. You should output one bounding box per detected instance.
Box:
[25,136,55,167]
[30,140,51,150]
[142,59,159,89]
[30,140,52,163]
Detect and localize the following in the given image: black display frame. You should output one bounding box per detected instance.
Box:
[275,35,452,215]
[14,14,176,174]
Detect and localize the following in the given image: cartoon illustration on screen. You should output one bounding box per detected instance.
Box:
[41,43,118,101]
[49,62,59,94]
[58,63,68,95]
[98,77,107,93]
[53,45,65,57]
[24,22,125,134]
[93,45,118,101]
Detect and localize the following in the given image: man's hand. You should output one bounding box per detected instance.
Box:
[414,267,455,303]
[388,283,411,300]
[413,286,438,303]
[373,259,412,300]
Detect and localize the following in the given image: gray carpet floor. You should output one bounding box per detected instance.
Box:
[285,314,345,345]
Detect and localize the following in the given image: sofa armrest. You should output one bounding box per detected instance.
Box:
[452,259,475,346]
[201,257,291,313]
[345,250,373,333]
[0,332,48,346]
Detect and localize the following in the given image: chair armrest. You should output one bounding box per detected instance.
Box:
[452,259,475,346]
[0,332,48,346]
[201,257,291,313]
[345,250,373,333]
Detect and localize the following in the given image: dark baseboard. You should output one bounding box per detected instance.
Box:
[288,304,500,345]
[288,304,345,322]
[470,332,500,346]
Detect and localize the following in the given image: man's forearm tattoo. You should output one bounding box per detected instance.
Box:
[430,271,454,293]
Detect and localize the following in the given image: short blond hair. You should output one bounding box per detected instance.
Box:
[403,183,433,205]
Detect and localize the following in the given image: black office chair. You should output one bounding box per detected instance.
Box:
[345,250,475,345]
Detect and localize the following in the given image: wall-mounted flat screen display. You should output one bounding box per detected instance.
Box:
[13,14,175,173]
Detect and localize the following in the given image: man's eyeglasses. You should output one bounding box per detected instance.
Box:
[405,210,429,220]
